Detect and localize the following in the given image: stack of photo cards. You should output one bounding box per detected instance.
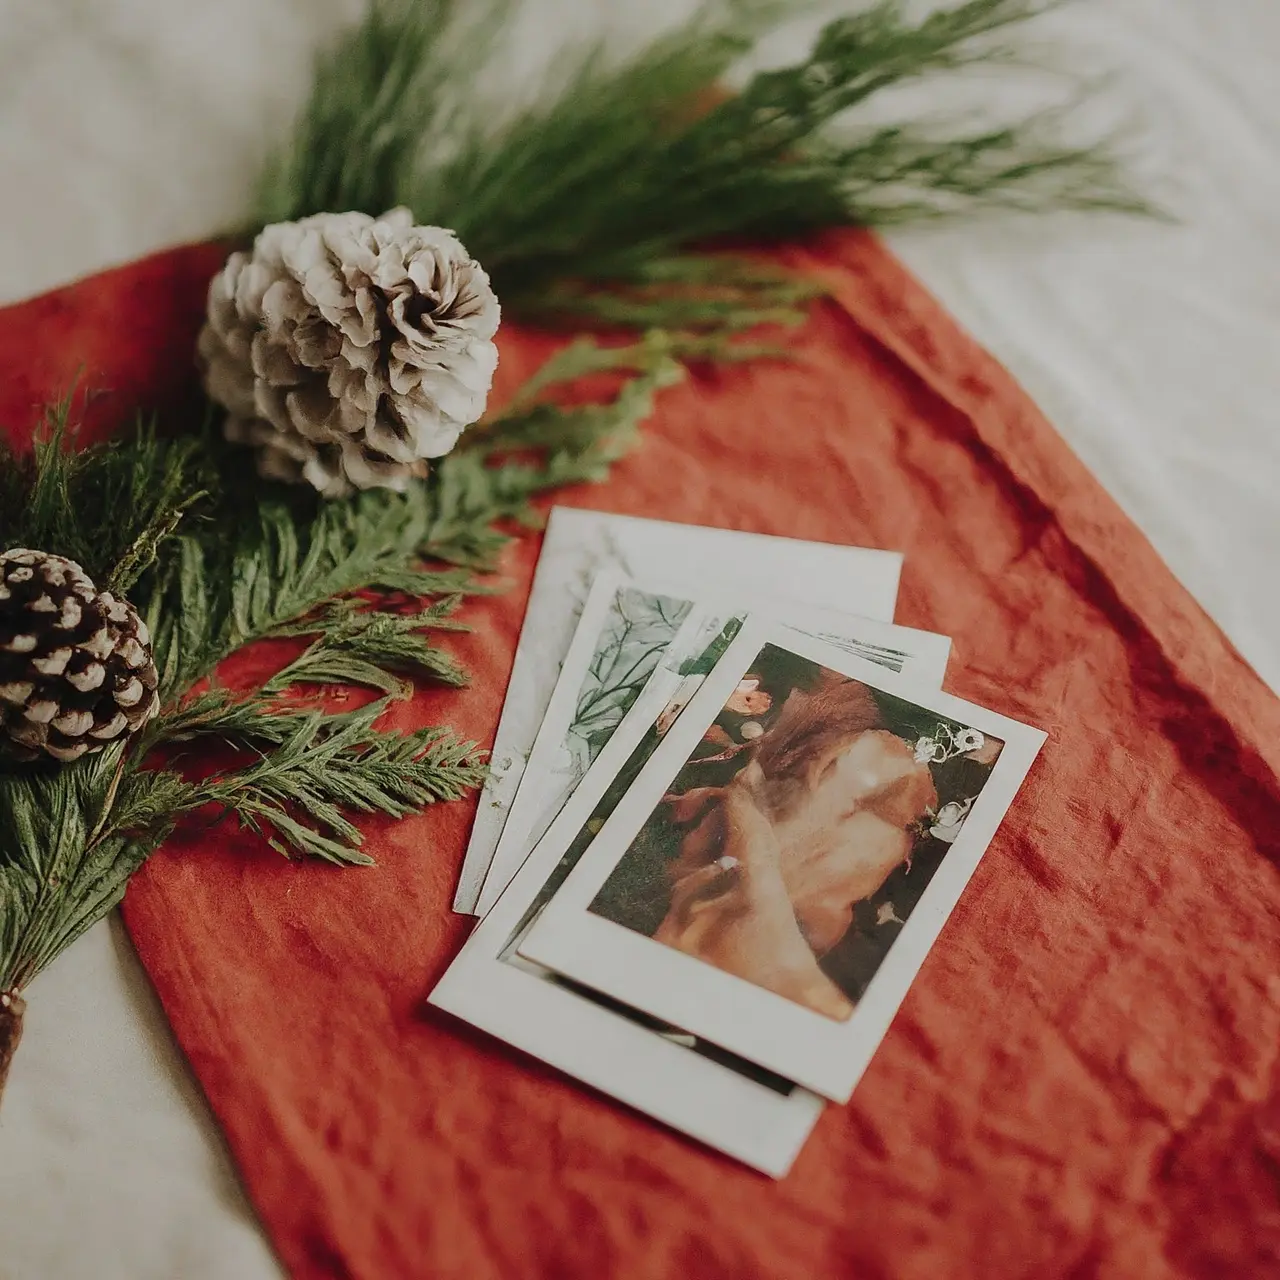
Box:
[453,507,910,915]
[431,507,1046,1176]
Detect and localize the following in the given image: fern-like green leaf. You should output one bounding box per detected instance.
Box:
[186,705,487,865]
[0,746,167,990]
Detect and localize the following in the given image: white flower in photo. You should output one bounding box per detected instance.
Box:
[656,694,689,736]
[929,798,974,843]
[875,902,905,927]
[914,736,939,763]
[725,677,771,716]
[954,727,985,753]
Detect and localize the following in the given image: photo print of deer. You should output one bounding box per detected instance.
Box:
[588,644,1005,1021]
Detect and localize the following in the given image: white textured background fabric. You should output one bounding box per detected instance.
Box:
[0,2,1276,1276]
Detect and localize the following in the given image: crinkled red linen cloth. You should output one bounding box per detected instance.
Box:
[2,230,1278,1280]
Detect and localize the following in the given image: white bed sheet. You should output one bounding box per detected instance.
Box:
[0,1,1276,1277]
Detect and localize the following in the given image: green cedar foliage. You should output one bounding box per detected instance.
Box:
[0,338,680,992]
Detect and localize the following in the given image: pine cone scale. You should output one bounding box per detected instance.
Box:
[0,682,33,706]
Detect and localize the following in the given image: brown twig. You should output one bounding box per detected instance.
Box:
[0,989,26,1105]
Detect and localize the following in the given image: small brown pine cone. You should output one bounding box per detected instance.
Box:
[0,550,159,764]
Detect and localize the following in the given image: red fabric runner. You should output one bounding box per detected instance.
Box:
[2,231,1278,1279]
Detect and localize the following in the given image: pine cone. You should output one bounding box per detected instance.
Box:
[0,550,159,764]
[198,208,501,498]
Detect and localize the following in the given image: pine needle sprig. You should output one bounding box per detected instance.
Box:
[136,487,476,703]
[256,0,1150,327]
[150,602,473,746]
[0,398,212,594]
[265,600,472,693]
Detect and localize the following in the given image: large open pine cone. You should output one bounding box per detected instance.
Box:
[0,550,159,764]
[199,208,500,498]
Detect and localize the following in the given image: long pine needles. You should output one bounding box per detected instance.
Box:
[258,0,1148,324]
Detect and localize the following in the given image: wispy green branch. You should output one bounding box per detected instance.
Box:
[257,0,1149,327]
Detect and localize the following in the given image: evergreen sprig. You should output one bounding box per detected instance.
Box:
[0,331,676,992]
[0,745,168,991]
[182,704,487,866]
[0,397,211,593]
[257,0,1148,327]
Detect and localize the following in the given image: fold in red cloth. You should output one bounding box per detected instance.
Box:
[2,231,1278,1279]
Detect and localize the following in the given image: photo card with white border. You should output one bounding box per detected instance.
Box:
[429,611,955,1176]
[517,618,1047,1103]
[453,507,904,913]
[472,572,697,918]
[498,600,954,960]
[472,576,952,917]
